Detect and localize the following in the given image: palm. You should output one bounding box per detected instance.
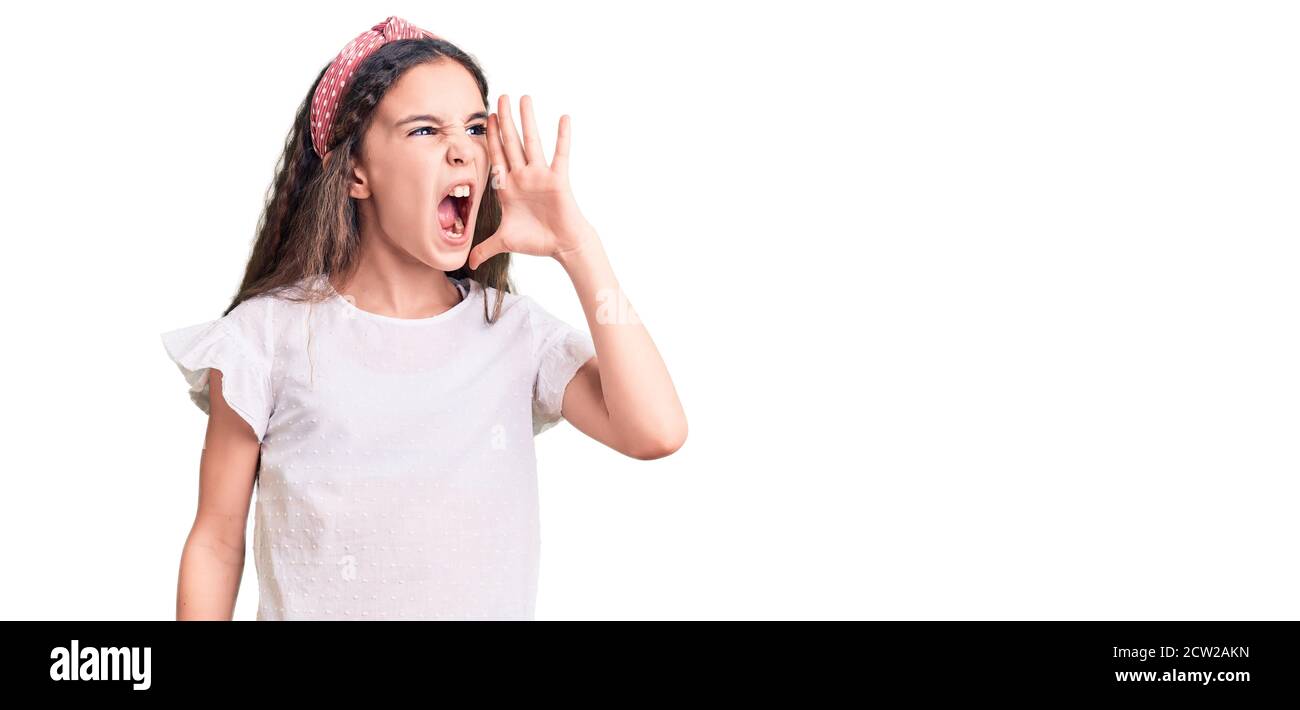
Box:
[491,167,573,256]
[468,95,592,270]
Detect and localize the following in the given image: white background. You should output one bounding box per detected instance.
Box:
[1,1,1295,619]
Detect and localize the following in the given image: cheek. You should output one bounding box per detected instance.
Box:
[377,158,437,205]
[471,139,490,163]
[475,144,492,183]
[371,176,437,233]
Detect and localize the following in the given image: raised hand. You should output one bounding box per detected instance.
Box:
[467,94,596,270]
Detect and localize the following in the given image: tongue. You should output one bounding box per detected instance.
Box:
[437,195,458,229]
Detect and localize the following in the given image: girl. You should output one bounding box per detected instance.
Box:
[160,16,687,621]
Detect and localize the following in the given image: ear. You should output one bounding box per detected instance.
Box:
[348,161,372,200]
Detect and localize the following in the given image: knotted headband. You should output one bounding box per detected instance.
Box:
[310,15,440,161]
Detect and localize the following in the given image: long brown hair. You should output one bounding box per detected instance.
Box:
[221,36,512,321]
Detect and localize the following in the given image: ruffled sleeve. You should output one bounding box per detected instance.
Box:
[159,298,275,443]
[525,295,596,436]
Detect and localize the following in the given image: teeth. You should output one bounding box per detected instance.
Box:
[443,185,469,239]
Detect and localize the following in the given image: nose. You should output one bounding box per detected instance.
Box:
[446,133,471,166]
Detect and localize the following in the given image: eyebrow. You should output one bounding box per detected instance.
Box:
[395,111,489,127]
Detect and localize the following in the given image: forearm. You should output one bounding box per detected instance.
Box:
[556,230,687,452]
[177,527,245,621]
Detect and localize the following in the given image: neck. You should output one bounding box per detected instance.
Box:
[329,228,463,319]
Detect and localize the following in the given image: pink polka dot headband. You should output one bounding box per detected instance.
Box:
[310,15,440,161]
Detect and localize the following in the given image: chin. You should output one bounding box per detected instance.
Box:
[419,242,470,271]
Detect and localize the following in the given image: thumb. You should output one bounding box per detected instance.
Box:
[467,234,508,271]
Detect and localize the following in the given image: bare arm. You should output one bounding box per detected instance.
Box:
[176,369,260,620]
[555,234,688,460]
[471,95,687,460]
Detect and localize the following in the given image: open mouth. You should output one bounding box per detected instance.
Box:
[437,182,474,241]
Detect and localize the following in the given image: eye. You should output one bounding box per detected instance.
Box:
[409,124,489,137]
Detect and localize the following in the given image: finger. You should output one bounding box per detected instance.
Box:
[520,95,546,166]
[486,113,509,188]
[552,114,571,177]
[497,94,528,170]
[467,233,509,271]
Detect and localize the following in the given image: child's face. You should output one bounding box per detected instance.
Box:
[349,60,489,271]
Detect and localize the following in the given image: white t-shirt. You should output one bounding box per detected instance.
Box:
[160,273,596,620]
